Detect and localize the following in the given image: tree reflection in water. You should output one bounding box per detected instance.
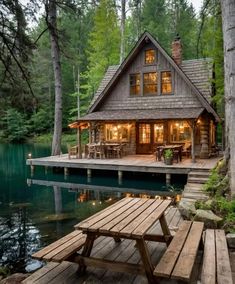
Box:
[0,204,41,273]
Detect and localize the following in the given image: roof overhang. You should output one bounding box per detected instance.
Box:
[69,108,204,128]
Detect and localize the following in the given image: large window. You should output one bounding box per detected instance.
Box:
[105,124,130,142]
[161,71,172,94]
[145,49,156,64]
[170,121,191,142]
[154,123,164,143]
[139,124,151,144]
[143,72,158,95]
[130,74,140,95]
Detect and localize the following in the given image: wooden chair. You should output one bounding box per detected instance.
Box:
[95,142,105,159]
[112,144,122,158]
[87,144,96,159]
[182,144,191,158]
[67,144,79,159]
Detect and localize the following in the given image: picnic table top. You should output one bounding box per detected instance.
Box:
[75,197,171,239]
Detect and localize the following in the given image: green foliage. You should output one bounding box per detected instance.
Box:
[1,109,28,142]
[86,0,120,98]
[29,108,53,134]
[164,149,173,158]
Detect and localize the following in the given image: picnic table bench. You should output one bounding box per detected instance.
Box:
[74,197,172,284]
[201,229,233,284]
[154,220,204,282]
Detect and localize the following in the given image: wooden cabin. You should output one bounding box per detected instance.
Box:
[70,32,220,161]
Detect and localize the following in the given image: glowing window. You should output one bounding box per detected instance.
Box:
[130,74,140,95]
[145,49,156,64]
[161,71,172,94]
[139,124,151,144]
[154,123,164,143]
[143,72,158,95]
[105,124,130,142]
[170,121,191,142]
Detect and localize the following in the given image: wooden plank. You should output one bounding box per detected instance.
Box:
[153,220,192,278]
[52,235,86,261]
[216,230,233,284]
[87,198,141,232]
[131,200,171,237]
[46,263,78,284]
[171,221,204,281]
[32,230,82,259]
[201,229,216,284]
[76,197,133,231]
[75,255,145,275]
[43,233,85,261]
[22,262,60,283]
[119,199,163,237]
[102,198,155,234]
[35,261,73,284]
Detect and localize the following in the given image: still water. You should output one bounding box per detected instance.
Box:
[0,143,186,273]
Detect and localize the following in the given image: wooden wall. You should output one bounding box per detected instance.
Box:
[99,42,202,111]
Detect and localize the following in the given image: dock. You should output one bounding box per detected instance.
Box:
[27,154,220,179]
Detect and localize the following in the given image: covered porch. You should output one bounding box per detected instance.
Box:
[69,108,218,163]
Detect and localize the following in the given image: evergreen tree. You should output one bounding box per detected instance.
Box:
[86,0,120,98]
[141,0,170,50]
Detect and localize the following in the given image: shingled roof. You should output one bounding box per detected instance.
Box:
[77,108,204,121]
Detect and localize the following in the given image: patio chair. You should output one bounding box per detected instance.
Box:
[67,144,79,159]
[87,144,96,159]
[182,143,191,158]
[95,142,105,159]
[112,144,122,158]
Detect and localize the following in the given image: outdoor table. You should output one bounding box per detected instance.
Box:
[156,145,182,162]
[75,197,172,283]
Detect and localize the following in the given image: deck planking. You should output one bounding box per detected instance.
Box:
[27,154,220,175]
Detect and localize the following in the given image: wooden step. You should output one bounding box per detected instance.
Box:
[188,171,210,178]
[187,177,208,184]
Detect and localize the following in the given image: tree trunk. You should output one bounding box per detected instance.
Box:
[46,0,63,156]
[120,0,126,63]
[220,0,235,197]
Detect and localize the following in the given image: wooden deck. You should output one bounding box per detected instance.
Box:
[27,154,220,175]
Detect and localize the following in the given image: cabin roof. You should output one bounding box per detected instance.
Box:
[87,31,219,122]
[77,108,204,121]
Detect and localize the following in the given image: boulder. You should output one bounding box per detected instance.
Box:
[194,209,223,228]
[178,199,196,219]
[0,273,28,284]
[226,233,235,248]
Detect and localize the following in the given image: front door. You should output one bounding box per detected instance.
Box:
[136,123,153,154]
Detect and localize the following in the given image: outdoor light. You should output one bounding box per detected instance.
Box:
[28,153,32,158]
[92,202,96,206]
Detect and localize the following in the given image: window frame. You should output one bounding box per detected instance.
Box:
[161,71,173,95]
[169,120,191,143]
[144,49,156,65]
[143,72,158,96]
[129,73,141,96]
[105,123,131,142]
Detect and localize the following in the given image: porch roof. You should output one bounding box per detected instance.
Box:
[75,108,204,122]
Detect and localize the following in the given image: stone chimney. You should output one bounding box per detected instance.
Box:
[172,34,182,65]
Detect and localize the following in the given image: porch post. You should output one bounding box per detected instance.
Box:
[191,120,196,163]
[77,126,82,159]
[89,123,92,144]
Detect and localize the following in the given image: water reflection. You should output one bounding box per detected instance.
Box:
[0,143,185,273]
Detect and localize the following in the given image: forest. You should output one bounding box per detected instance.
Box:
[0,0,224,144]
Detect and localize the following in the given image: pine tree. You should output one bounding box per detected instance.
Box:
[86,0,120,98]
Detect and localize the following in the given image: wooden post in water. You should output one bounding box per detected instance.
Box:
[87,168,92,178]
[166,173,171,185]
[64,167,69,176]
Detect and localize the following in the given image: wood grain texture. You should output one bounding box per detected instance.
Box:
[216,229,233,284]
[171,221,204,281]
[153,220,192,278]
[201,229,216,284]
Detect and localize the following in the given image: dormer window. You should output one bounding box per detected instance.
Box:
[161,71,172,94]
[130,74,140,95]
[145,49,156,64]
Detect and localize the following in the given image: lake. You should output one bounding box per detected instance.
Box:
[0,143,186,273]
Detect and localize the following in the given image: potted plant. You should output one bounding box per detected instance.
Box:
[164,149,173,165]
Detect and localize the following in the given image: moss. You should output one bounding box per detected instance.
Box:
[0,266,10,277]
[201,158,235,232]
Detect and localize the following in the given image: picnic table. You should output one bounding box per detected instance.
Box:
[74,197,172,283]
